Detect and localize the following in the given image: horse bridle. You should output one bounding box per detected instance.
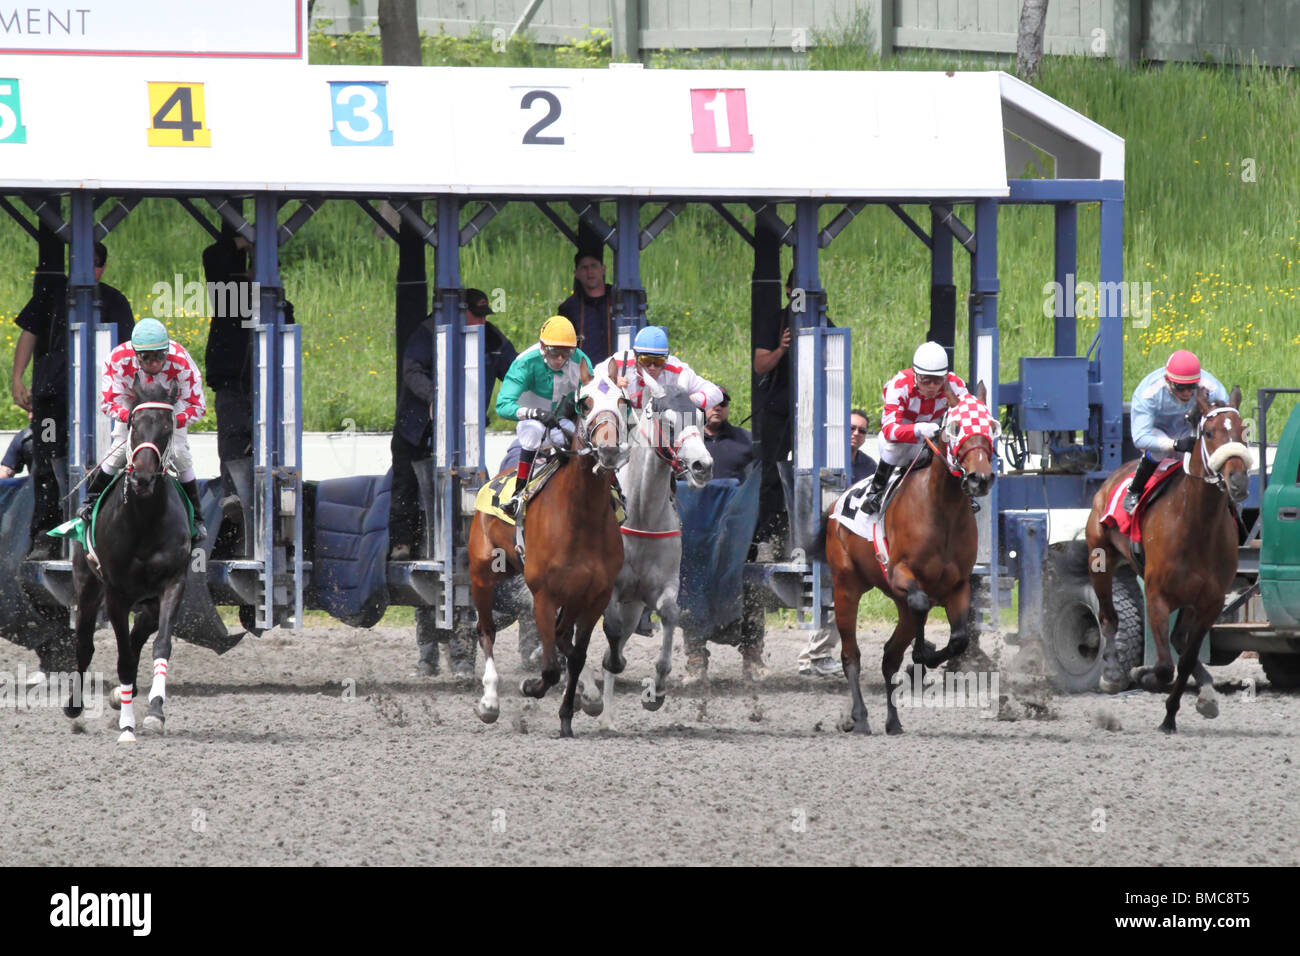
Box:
[639,405,702,480]
[575,406,628,474]
[1189,406,1252,488]
[125,401,176,475]
[940,406,1000,477]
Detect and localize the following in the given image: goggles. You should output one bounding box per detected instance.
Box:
[1168,378,1196,395]
[636,353,668,369]
[541,344,574,361]
[137,349,167,364]
[916,373,944,387]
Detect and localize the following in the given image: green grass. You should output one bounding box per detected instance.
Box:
[3,24,1299,438]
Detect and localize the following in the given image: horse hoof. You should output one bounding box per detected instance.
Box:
[475,702,500,724]
[886,721,904,736]
[144,714,165,735]
[109,687,121,710]
[641,694,666,712]
[1098,675,1128,695]
[559,721,575,739]
[579,696,604,718]
[1196,696,1219,719]
[519,677,542,698]
[117,729,136,744]
[1159,720,1176,734]
[64,705,83,719]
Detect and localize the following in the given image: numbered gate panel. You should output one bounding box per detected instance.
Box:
[0,60,1009,197]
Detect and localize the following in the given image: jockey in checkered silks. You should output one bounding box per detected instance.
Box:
[860,341,971,515]
[77,317,208,545]
[496,315,594,518]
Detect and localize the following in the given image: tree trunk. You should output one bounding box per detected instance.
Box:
[1016,0,1049,84]
[378,0,422,67]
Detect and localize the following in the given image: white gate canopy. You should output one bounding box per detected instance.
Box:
[0,59,1122,197]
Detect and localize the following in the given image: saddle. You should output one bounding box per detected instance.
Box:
[1100,458,1182,547]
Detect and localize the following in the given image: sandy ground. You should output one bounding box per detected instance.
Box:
[0,617,1296,867]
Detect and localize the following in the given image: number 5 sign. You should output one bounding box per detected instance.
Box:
[689,89,753,153]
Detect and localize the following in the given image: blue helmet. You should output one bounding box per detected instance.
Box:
[131,318,170,352]
[632,325,669,356]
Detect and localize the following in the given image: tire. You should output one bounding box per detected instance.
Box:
[1260,652,1300,691]
[1041,541,1144,693]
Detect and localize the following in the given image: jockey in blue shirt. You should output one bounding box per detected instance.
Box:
[1124,349,1230,512]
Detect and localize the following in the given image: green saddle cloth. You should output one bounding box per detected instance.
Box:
[46,473,196,551]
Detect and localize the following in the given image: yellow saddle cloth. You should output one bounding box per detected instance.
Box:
[474,469,626,527]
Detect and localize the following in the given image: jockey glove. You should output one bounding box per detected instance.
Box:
[914,422,940,440]
[1172,435,1197,454]
[519,407,545,421]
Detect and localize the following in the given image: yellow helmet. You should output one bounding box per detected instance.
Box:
[539,315,578,348]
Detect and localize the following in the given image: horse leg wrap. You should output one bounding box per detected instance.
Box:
[118,685,135,730]
[149,658,167,702]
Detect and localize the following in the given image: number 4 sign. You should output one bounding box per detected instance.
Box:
[689,89,753,153]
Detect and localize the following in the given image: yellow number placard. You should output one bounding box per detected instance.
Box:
[146,82,210,147]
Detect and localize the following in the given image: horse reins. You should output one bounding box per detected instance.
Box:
[1188,406,1252,488]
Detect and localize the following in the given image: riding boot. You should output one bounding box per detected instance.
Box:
[1123,456,1159,513]
[861,462,896,515]
[77,469,114,524]
[503,450,537,519]
[180,479,208,545]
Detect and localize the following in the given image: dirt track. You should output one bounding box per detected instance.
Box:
[1,620,1296,866]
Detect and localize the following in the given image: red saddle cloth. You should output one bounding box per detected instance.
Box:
[1100,458,1182,544]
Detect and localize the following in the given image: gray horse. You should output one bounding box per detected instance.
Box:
[587,376,713,730]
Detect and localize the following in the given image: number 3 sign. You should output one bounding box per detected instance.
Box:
[689,89,753,153]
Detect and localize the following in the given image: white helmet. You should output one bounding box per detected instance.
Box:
[912,341,948,376]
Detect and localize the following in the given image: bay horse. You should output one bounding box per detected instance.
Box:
[1085,385,1251,732]
[823,383,997,735]
[468,380,628,737]
[64,375,192,743]
[589,378,713,731]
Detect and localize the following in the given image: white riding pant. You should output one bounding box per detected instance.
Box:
[103,419,195,483]
[516,417,576,453]
[877,435,924,467]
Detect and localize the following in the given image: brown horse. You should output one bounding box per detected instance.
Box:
[468,385,627,737]
[823,383,997,735]
[1085,386,1251,732]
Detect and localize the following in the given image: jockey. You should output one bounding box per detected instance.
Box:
[1124,349,1230,512]
[496,315,594,517]
[78,318,208,545]
[607,325,724,413]
[861,341,970,515]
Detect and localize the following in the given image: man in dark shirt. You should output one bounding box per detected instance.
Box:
[12,242,134,559]
[392,288,517,678]
[203,235,295,550]
[701,389,754,482]
[558,248,614,365]
[0,411,33,478]
[751,273,798,552]
[849,408,877,485]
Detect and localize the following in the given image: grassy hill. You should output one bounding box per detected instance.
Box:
[2,23,1297,435]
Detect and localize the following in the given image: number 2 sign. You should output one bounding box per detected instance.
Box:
[689,89,753,153]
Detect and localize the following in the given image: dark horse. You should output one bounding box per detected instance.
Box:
[823,383,996,735]
[1085,385,1251,732]
[64,375,192,743]
[468,384,627,736]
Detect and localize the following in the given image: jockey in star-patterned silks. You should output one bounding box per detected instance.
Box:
[78,317,208,544]
[860,340,970,515]
[1124,349,1230,513]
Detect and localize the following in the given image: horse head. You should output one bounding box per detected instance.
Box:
[638,378,713,489]
[940,381,998,499]
[1190,385,1252,502]
[578,375,630,473]
[126,373,179,495]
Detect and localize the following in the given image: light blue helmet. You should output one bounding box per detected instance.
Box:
[131,318,170,352]
[632,325,669,356]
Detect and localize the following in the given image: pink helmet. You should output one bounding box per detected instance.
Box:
[1165,350,1201,385]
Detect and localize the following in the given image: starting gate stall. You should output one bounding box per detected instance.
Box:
[0,10,1135,665]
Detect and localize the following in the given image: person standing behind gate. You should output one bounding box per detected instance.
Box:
[558,248,614,365]
[849,409,877,485]
[202,234,296,548]
[0,410,34,479]
[12,241,135,560]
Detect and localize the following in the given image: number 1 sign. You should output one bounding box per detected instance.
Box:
[689,89,753,153]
